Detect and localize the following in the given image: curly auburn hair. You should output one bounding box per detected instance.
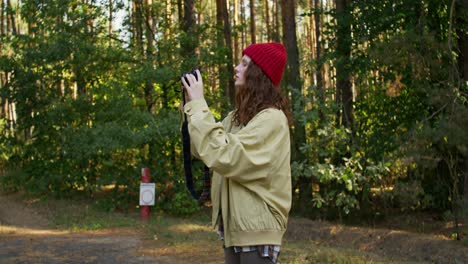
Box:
[232,61,293,127]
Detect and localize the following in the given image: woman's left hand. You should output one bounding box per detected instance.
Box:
[181,69,204,102]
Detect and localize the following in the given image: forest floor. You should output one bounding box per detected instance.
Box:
[0,192,466,264]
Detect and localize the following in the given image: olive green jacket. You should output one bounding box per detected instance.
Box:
[183,99,291,247]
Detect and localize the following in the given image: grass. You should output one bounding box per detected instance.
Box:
[21,195,456,264]
[279,240,426,264]
[43,198,141,230]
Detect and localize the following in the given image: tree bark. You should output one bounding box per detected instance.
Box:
[456,0,468,83]
[455,0,468,232]
[265,0,271,41]
[240,0,246,48]
[281,0,309,213]
[281,0,305,162]
[145,0,154,56]
[181,0,197,63]
[335,0,353,130]
[182,0,195,32]
[177,0,183,24]
[233,0,239,61]
[166,0,172,38]
[133,0,144,54]
[272,0,280,42]
[109,0,113,46]
[0,0,4,118]
[314,0,324,122]
[84,0,94,35]
[216,0,235,107]
[144,0,155,114]
[6,0,16,35]
[249,0,256,43]
[1,0,4,38]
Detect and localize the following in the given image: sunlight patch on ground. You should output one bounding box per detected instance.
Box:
[168,223,212,234]
[329,225,344,235]
[0,224,139,237]
[0,225,67,236]
[138,241,223,264]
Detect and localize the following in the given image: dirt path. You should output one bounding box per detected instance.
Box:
[0,192,467,264]
[286,218,467,263]
[0,193,157,264]
[0,192,225,264]
[0,193,49,229]
[0,230,154,263]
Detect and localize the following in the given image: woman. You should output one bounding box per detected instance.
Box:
[181,42,292,264]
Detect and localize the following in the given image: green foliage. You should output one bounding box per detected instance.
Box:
[364,26,467,213]
[149,110,201,216]
[292,84,390,216]
[159,187,201,217]
[293,131,389,216]
[291,0,467,219]
[0,0,204,216]
[1,0,466,221]
[392,180,426,211]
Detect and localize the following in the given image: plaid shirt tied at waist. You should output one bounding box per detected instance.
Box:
[218,218,281,263]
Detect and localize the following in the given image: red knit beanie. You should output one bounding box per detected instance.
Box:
[242,42,287,86]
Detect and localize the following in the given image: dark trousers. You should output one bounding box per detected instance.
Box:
[224,247,274,264]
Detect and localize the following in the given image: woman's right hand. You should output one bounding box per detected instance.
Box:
[181,69,204,102]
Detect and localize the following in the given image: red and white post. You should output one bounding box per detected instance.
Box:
[140,167,151,221]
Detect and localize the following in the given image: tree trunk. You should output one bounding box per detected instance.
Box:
[69,3,84,96]
[84,0,94,35]
[1,0,4,38]
[6,0,16,35]
[216,7,224,56]
[144,0,155,114]
[177,0,183,24]
[455,0,468,233]
[216,0,235,107]
[182,0,195,32]
[265,0,271,41]
[181,0,197,64]
[133,0,144,54]
[335,0,353,130]
[233,0,240,62]
[240,0,246,48]
[145,0,154,56]
[109,0,113,46]
[281,0,305,161]
[281,1,309,213]
[2,0,14,132]
[314,0,324,123]
[457,0,468,84]
[0,0,4,119]
[272,0,280,42]
[281,0,309,213]
[308,0,315,62]
[216,0,226,102]
[0,2,3,67]
[8,98,16,131]
[16,0,21,35]
[5,0,9,36]
[166,0,172,38]
[249,0,256,43]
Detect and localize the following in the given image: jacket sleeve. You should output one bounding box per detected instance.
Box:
[183,99,287,183]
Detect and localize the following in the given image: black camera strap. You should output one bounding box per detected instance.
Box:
[181,91,211,204]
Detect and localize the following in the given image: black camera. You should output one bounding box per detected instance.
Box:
[182,68,201,85]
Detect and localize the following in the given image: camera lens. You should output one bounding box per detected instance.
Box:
[183,74,190,84]
[181,68,201,86]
